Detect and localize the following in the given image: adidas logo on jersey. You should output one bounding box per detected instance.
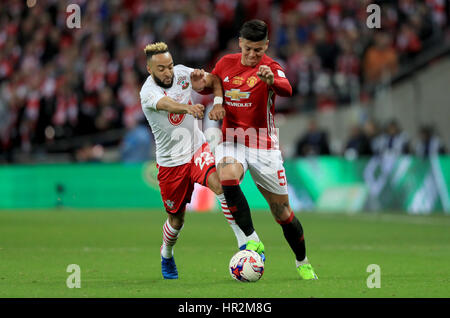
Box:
[224,76,229,82]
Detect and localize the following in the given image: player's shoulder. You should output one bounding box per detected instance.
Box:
[174,64,194,75]
[263,54,283,69]
[216,53,241,65]
[140,75,162,101]
[140,75,154,95]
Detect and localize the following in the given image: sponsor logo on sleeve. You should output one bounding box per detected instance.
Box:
[277,69,286,78]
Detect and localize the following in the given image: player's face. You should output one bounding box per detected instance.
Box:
[148,52,174,88]
[239,38,269,67]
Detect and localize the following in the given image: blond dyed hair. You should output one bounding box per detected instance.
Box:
[144,42,169,59]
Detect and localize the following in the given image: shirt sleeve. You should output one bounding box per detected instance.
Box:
[176,64,194,78]
[140,86,164,111]
[270,63,292,97]
[211,57,224,77]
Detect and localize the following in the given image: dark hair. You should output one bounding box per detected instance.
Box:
[239,19,268,42]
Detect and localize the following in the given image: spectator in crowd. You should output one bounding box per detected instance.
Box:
[415,125,446,158]
[0,0,448,162]
[396,22,423,60]
[373,120,410,155]
[363,119,382,155]
[344,124,373,159]
[334,35,360,104]
[363,31,399,86]
[295,119,331,157]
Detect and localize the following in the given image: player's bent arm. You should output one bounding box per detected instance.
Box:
[269,66,292,97]
[156,96,190,114]
[204,73,223,100]
[192,72,220,96]
[270,77,292,97]
[204,73,226,121]
[156,96,205,119]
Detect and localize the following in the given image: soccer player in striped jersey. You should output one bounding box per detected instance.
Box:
[201,20,318,280]
[140,42,259,279]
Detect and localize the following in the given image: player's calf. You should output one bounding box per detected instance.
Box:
[221,179,255,237]
[277,211,307,263]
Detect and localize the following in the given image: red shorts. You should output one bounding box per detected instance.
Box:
[157,143,216,214]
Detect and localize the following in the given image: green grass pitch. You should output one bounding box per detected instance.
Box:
[0,209,449,298]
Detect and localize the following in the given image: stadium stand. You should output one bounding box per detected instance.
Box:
[0,0,449,163]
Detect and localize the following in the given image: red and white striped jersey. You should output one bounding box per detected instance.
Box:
[212,53,292,150]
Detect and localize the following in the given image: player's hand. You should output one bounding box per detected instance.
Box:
[209,104,226,121]
[190,69,206,91]
[187,103,205,119]
[256,65,274,85]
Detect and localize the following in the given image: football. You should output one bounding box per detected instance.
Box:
[229,250,264,282]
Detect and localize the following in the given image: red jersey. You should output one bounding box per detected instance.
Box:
[212,53,292,150]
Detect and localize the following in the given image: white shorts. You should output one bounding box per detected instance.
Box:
[214,141,288,195]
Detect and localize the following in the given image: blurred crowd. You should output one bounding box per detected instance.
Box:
[0,0,449,162]
[295,118,447,158]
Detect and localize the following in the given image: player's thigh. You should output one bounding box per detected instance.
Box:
[248,148,289,200]
[214,142,247,181]
[157,164,194,214]
[191,142,219,189]
[206,171,222,195]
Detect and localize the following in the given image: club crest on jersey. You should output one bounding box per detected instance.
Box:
[246,76,258,88]
[168,113,185,126]
[225,89,250,101]
[177,76,189,89]
[165,200,175,209]
[231,76,245,85]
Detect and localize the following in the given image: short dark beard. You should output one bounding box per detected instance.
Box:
[153,74,173,89]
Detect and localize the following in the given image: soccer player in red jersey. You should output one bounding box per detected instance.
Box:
[206,20,318,279]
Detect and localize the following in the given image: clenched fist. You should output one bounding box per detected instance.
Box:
[209,104,226,121]
[190,69,207,91]
[256,65,274,85]
[186,103,205,120]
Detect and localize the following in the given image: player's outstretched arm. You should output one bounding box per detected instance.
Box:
[156,96,205,119]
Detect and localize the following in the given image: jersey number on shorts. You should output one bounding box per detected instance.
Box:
[194,152,215,171]
[278,169,287,186]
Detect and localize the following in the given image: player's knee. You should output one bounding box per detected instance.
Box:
[217,159,243,181]
[168,210,185,230]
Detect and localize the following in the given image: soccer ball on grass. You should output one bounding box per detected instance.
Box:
[229,249,264,282]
